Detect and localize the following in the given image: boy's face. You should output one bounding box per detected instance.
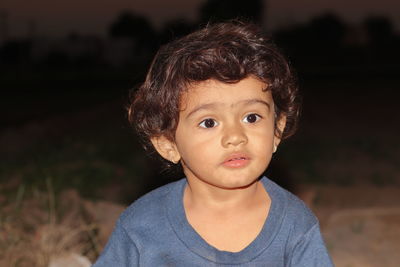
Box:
[152,76,285,190]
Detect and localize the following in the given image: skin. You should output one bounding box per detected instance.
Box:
[151,76,286,252]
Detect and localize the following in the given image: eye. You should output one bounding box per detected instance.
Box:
[199,118,218,128]
[243,113,261,124]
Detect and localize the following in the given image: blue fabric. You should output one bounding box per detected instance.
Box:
[93,177,333,266]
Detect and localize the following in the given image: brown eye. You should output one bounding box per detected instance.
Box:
[243,114,261,123]
[199,118,218,128]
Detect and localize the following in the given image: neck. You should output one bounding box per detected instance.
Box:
[184,178,266,213]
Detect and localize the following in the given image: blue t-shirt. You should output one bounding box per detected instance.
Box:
[93,177,333,266]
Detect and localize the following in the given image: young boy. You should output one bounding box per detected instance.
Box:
[93,21,333,266]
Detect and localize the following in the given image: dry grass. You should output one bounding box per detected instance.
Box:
[0,180,101,267]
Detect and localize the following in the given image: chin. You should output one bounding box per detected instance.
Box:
[218,176,260,190]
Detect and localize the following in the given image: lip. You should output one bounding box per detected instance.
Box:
[222,153,251,168]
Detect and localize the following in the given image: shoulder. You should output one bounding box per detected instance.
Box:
[118,179,184,232]
[93,179,186,266]
[263,178,333,265]
[263,177,318,233]
[283,186,317,229]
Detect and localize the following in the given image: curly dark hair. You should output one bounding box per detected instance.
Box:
[129,20,301,151]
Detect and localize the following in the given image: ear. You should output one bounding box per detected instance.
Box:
[151,135,181,164]
[273,115,287,153]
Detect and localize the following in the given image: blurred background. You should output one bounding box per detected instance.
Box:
[1,0,399,266]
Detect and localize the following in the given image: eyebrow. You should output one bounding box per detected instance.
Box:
[239,99,271,110]
[185,98,271,119]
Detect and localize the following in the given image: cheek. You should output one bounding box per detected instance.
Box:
[251,129,275,153]
[251,131,274,159]
[175,134,219,170]
[178,135,216,160]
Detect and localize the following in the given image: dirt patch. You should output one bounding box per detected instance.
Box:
[298,185,400,267]
[0,187,124,267]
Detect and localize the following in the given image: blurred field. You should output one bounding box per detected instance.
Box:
[1,71,399,200]
[277,76,400,187]
[1,70,399,266]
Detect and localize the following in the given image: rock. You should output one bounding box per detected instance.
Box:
[323,207,400,267]
[84,200,125,246]
[294,186,317,209]
[48,253,91,267]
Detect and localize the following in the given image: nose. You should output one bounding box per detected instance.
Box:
[221,123,248,148]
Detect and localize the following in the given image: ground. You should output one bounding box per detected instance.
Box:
[297,184,400,267]
[1,77,399,266]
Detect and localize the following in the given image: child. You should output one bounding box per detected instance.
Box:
[93,21,333,266]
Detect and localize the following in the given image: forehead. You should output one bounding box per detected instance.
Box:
[179,77,271,110]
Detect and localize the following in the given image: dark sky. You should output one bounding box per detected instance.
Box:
[1,0,399,38]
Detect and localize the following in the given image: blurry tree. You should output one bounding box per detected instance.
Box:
[109,12,155,40]
[199,0,264,24]
[0,40,31,66]
[66,33,103,68]
[308,13,346,48]
[43,50,70,68]
[159,19,196,44]
[108,11,158,63]
[274,13,350,67]
[363,16,398,63]
[274,25,310,62]
[364,16,394,46]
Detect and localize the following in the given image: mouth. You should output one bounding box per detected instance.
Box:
[222,154,250,168]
